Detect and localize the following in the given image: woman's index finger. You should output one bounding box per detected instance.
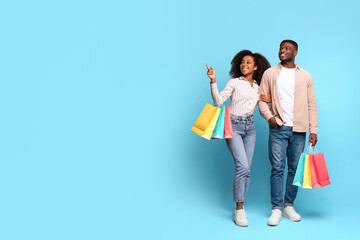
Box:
[205,63,210,70]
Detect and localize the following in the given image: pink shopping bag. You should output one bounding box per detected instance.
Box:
[223,105,233,139]
[310,152,331,188]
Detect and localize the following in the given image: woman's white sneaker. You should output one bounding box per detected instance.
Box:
[267,209,282,226]
[233,209,248,227]
[283,206,301,221]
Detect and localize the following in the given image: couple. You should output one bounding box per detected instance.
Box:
[206,39,318,227]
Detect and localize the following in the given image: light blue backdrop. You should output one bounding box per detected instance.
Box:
[0,0,359,239]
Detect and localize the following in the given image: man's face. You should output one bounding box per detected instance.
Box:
[278,42,297,62]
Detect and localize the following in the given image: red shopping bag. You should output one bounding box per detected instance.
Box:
[223,105,233,138]
[310,152,331,188]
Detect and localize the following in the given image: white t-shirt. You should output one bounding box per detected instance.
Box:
[277,66,295,126]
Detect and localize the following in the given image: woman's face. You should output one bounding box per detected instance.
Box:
[240,55,257,76]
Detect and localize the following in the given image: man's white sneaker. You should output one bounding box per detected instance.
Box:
[267,209,282,226]
[233,209,248,227]
[283,206,301,221]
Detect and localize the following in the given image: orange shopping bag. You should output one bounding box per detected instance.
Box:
[302,154,312,189]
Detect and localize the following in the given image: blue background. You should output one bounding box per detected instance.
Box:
[0,0,359,239]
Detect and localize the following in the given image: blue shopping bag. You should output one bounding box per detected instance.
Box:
[211,106,225,139]
[293,153,306,187]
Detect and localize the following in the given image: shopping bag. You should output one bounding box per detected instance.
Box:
[293,153,306,187]
[223,105,233,139]
[211,106,225,139]
[191,103,221,140]
[302,154,312,189]
[310,152,331,188]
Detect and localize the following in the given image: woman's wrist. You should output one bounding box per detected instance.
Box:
[210,79,216,84]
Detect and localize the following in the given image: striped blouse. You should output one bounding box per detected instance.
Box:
[210,76,259,117]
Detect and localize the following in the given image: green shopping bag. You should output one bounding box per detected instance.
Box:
[293,153,306,187]
[211,106,225,139]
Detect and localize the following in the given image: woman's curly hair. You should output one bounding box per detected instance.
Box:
[229,50,271,85]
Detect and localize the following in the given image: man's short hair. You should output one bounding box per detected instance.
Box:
[280,39,298,50]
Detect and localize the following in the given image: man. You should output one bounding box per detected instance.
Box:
[258,40,318,226]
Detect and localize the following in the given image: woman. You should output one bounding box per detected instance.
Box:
[206,50,271,227]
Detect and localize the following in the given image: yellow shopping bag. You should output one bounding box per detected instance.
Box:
[191,103,221,140]
[302,154,312,189]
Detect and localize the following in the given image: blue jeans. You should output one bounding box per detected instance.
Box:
[268,125,306,210]
[225,115,256,202]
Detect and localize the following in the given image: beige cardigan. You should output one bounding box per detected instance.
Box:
[258,63,318,134]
